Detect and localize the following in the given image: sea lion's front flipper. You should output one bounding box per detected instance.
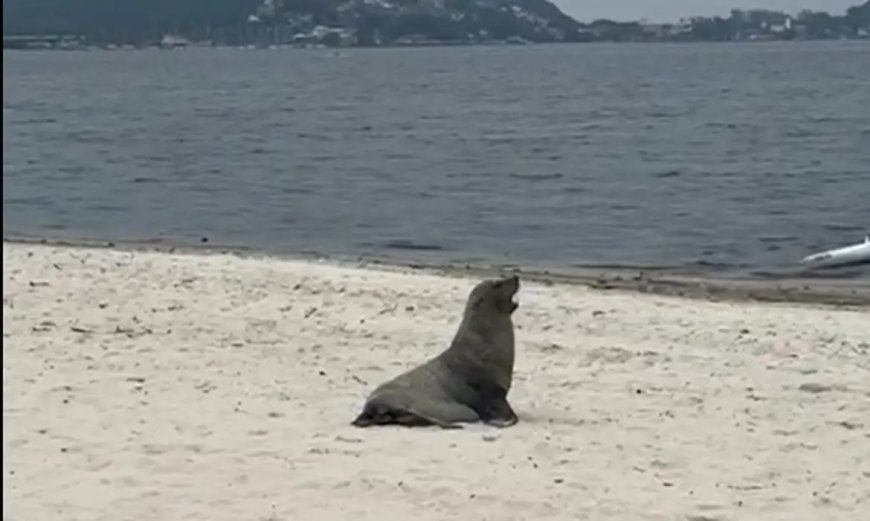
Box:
[480,398,519,428]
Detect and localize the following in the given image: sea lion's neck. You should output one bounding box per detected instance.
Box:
[458,309,504,336]
[453,311,514,358]
[449,311,514,391]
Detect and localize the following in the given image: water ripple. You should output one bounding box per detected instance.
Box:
[3,42,870,274]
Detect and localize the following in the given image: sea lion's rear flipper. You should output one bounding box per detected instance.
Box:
[351,401,436,427]
[352,396,478,429]
[414,399,480,429]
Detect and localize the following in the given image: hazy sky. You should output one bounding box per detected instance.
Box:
[553,1,861,22]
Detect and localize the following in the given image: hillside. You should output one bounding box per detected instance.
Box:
[2,0,586,45]
[4,0,867,46]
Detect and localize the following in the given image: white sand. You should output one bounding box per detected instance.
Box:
[3,242,869,521]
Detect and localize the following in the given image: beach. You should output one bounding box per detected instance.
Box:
[3,241,869,520]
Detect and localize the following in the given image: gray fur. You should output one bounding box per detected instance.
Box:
[352,276,520,429]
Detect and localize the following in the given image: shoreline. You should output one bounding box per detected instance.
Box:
[5,38,870,53]
[5,235,869,307]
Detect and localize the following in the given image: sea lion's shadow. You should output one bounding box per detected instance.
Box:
[513,411,588,428]
[444,411,584,430]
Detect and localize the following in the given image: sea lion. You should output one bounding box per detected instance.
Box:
[352,275,520,429]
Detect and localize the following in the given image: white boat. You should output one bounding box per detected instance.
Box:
[801,235,870,269]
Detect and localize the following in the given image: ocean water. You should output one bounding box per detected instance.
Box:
[3,42,870,275]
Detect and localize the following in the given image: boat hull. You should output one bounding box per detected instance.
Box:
[801,237,870,269]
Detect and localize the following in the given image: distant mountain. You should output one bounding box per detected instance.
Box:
[846,0,870,26]
[2,0,586,45]
[3,1,261,40]
[3,0,868,47]
[294,0,586,44]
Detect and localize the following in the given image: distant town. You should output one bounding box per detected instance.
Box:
[3,0,870,50]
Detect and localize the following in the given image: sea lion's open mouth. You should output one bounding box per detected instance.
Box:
[509,292,519,313]
[505,275,520,313]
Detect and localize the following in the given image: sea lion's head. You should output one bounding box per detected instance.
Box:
[467,275,520,316]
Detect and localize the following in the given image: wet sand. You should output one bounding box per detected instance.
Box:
[5,235,870,306]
